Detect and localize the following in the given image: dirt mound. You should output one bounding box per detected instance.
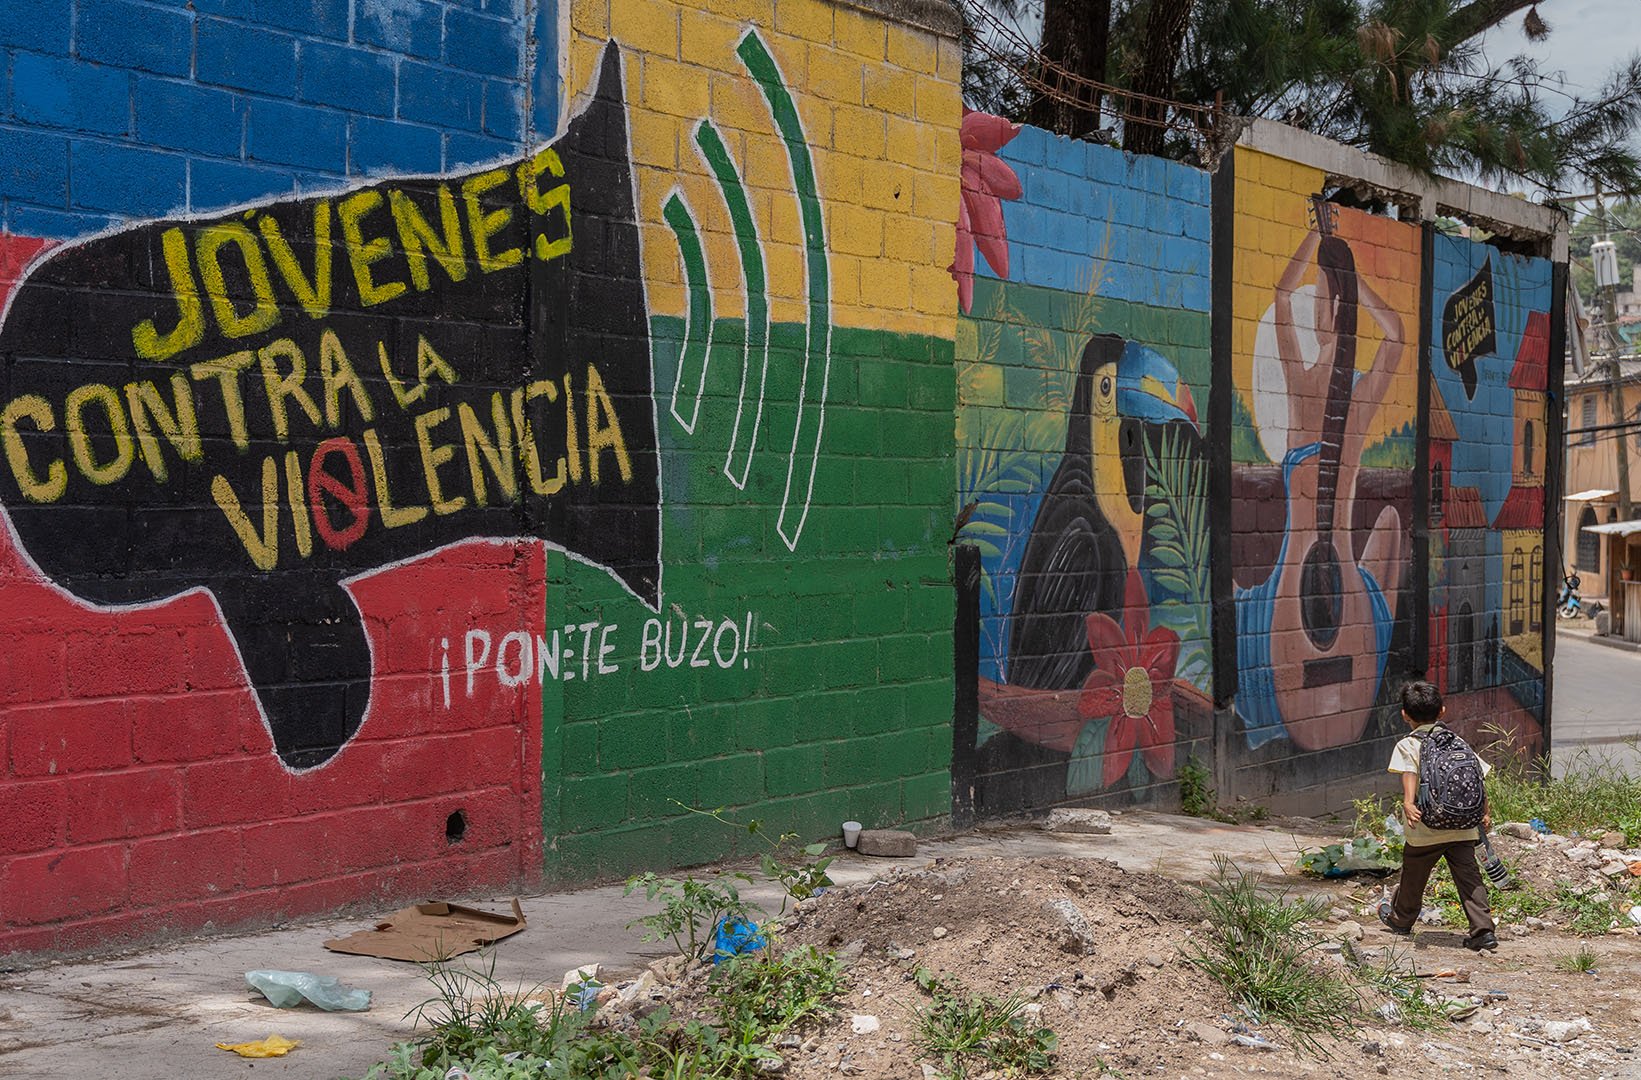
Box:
[777,856,1233,1078]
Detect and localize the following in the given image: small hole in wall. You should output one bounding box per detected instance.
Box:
[446,810,468,844]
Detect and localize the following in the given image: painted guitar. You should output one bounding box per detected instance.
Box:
[1236,198,1402,751]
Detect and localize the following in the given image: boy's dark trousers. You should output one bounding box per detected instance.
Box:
[1388,840,1496,935]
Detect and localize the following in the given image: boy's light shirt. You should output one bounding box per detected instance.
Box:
[1388,723,1492,847]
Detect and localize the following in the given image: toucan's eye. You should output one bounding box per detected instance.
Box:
[1099,375,1112,398]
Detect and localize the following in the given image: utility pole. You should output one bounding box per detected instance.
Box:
[1593,188,1632,520]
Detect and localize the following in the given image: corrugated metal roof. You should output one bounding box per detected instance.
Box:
[1583,519,1641,536]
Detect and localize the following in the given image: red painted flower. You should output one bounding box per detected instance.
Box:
[952,109,1022,313]
[1077,570,1179,788]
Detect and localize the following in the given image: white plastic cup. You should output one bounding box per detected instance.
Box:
[842,821,862,849]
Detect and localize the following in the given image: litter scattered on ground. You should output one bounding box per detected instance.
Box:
[215,1034,300,1058]
[322,899,526,962]
[245,969,372,1011]
[1298,820,1402,877]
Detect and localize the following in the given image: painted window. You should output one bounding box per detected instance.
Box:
[1580,396,1597,446]
[1523,421,1535,476]
[1509,552,1525,635]
[1530,545,1542,631]
[1431,461,1445,523]
[1578,507,1601,572]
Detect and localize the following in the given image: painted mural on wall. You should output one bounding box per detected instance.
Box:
[1427,235,1552,759]
[1,0,962,951]
[1230,149,1418,753]
[0,50,657,770]
[954,116,1212,811]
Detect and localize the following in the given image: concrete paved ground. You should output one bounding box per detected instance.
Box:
[1552,629,1641,778]
[0,812,1335,1080]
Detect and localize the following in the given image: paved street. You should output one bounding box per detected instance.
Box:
[1551,630,1641,777]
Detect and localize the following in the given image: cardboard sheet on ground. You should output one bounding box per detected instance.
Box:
[323,899,527,962]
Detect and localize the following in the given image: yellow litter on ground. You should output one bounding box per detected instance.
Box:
[215,1034,301,1058]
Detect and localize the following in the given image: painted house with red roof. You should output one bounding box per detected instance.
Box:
[1491,311,1551,671]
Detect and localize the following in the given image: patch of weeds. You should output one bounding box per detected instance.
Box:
[1479,724,1641,836]
[1557,944,1599,973]
[912,966,1057,1079]
[711,945,847,1035]
[1181,857,1358,1051]
[1343,944,1446,1031]
[1427,866,1468,929]
[1555,884,1619,936]
[404,954,556,1067]
[625,871,759,961]
[678,802,836,911]
[1179,757,1216,818]
[354,943,847,1080]
[1492,878,1554,923]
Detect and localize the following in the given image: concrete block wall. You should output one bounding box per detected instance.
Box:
[0,0,534,237]
[544,0,961,878]
[949,122,1566,821]
[1427,233,1556,759]
[0,0,962,958]
[950,119,1214,815]
[0,0,1569,960]
[0,0,560,958]
[1224,144,1422,805]
[1216,132,1562,810]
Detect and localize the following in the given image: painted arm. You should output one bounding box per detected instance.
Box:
[1273,229,1322,365]
[1356,275,1407,400]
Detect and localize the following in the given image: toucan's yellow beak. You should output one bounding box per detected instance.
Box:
[1134,375,1198,428]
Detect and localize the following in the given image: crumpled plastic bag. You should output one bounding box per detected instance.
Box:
[216,1034,301,1058]
[246,970,372,1011]
[712,917,766,963]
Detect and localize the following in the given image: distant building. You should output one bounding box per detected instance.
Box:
[1561,356,1641,604]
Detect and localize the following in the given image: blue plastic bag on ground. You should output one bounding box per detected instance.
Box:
[246,970,372,1011]
[713,918,766,963]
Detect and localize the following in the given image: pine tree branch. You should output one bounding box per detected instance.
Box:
[1446,0,1540,42]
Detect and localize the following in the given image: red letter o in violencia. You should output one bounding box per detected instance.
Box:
[307,436,370,551]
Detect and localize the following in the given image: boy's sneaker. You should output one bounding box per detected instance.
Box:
[1377,902,1411,935]
[1464,930,1499,952]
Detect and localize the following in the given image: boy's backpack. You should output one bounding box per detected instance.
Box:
[1414,724,1486,830]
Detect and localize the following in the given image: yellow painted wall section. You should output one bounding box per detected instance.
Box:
[567,0,961,339]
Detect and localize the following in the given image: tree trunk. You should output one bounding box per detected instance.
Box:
[1122,0,1194,156]
[1027,0,1111,138]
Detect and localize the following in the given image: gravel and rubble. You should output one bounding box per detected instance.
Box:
[574,851,1641,1080]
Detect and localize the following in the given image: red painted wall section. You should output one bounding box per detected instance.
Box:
[0,517,545,957]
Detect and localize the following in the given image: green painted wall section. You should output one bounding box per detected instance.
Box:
[544,319,957,879]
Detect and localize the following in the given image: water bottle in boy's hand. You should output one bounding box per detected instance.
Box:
[1478,833,1514,889]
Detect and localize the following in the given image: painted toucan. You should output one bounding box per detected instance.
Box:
[1006,333,1200,691]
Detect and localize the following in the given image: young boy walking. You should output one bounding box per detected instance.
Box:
[1377,681,1498,951]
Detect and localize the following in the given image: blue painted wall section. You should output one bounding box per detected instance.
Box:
[0,0,540,239]
[1427,233,1554,752]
